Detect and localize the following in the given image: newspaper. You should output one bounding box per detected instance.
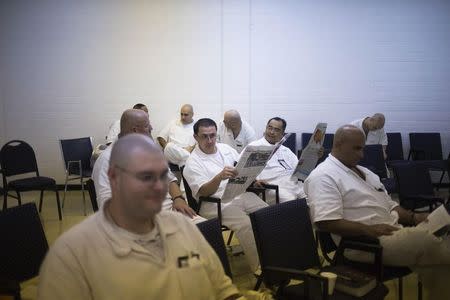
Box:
[291,123,327,181]
[416,204,450,235]
[221,145,274,202]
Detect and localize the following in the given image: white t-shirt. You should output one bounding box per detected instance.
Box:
[217,120,256,153]
[351,118,388,146]
[183,143,239,214]
[157,119,195,148]
[247,137,305,203]
[304,154,399,226]
[106,120,120,144]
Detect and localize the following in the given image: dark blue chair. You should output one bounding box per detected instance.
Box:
[0,202,49,300]
[386,132,405,165]
[282,132,297,155]
[359,144,396,194]
[408,133,448,190]
[301,133,334,150]
[392,162,445,212]
[197,218,233,279]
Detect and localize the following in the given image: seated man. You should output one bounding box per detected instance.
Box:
[183,118,269,272]
[351,113,387,159]
[93,109,203,223]
[304,125,450,299]
[106,103,149,144]
[217,109,256,153]
[157,104,196,167]
[247,117,321,205]
[38,134,240,299]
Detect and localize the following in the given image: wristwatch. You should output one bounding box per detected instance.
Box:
[172,195,186,202]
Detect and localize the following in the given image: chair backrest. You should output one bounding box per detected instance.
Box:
[282,132,296,154]
[386,132,404,161]
[393,162,434,199]
[250,199,320,274]
[196,218,232,279]
[59,137,94,175]
[301,133,334,150]
[0,202,48,282]
[180,167,200,213]
[0,140,39,177]
[409,132,443,160]
[359,144,387,178]
[86,179,99,212]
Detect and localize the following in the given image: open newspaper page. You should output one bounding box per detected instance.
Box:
[416,204,450,235]
[221,145,274,202]
[291,123,327,181]
[268,133,292,160]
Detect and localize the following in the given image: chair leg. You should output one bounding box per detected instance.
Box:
[39,190,44,212]
[254,275,263,290]
[16,191,22,206]
[418,279,422,300]
[81,177,86,216]
[436,171,445,191]
[55,188,62,221]
[398,277,403,300]
[3,189,7,210]
[62,172,69,209]
[227,230,234,246]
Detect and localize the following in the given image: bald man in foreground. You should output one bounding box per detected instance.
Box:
[38,134,240,299]
[305,125,450,299]
[217,110,256,153]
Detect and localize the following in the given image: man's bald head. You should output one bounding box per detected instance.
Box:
[180,104,194,125]
[223,110,242,131]
[332,125,365,168]
[372,113,385,128]
[109,134,162,169]
[119,109,152,137]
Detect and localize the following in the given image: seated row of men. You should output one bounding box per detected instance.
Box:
[37,105,449,299]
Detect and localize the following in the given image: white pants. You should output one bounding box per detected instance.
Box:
[164,142,190,166]
[200,192,269,271]
[347,226,450,300]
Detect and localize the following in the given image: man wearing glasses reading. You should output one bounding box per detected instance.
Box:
[183,118,268,272]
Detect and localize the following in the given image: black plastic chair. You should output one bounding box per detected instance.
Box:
[0,202,49,300]
[197,218,233,279]
[59,137,93,215]
[301,133,334,150]
[392,162,445,212]
[250,199,388,299]
[408,133,448,190]
[0,140,62,220]
[316,231,421,300]
[358,145,396,194]
[386,133,404,162]
[282,132,297,155]
[85,178,99,212]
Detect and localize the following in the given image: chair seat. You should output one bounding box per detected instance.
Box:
[68,169,92,178]
[344,260,412,282]
[281,281,389,300]
[8,176,56,192]
[415,160,448,172]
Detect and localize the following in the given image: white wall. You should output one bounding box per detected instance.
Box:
[0,0,449,182]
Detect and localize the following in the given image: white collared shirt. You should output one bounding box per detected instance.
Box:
[304,154,399,226]
[246,137,305,203]
[351,118,388,146]
[157,119,195,147]
[217,120,256,153]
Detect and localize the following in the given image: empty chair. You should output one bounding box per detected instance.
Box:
[282,132,297,155]
[408,132,448,189]
[0,140,62,220]
[392,162,445,212]
[250,199,388,299]
[358,144,396,194]
[197,218,232,279]
[0,203,49,299]
[59,137,93,215]
[386,132,405,163]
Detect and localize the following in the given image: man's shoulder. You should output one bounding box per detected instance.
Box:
[217,143,239,156]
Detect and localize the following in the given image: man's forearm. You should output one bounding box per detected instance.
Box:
[198,174,222,197]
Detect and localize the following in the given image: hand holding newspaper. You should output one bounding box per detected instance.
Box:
[416,204,450,235]
[291,123,327,181]
[221,145,274,202]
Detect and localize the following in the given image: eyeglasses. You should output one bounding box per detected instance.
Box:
[266,125,282,133]
[196,133,217,140]
[115,165,169,185]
